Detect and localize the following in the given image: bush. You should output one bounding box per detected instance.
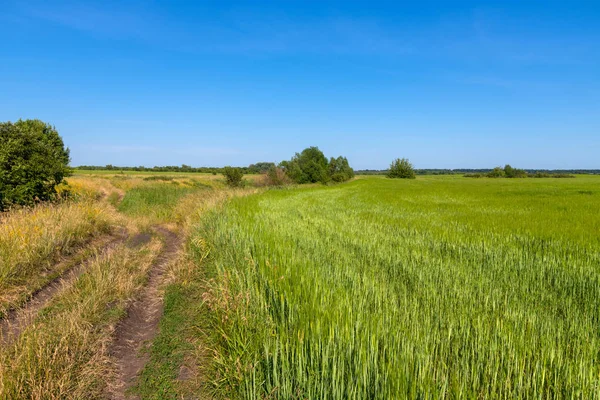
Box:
[0,120,70,210]
[258,166,292,187]
[222,166,244,187]
[387,158,415,179]
[487,167,505,178]
[248,162,276,174]
[532,172,575,179]
[504,164,527,178]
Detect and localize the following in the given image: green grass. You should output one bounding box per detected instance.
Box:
[191,175,600,398]
[133,283,198,399]
[117,184,203,222]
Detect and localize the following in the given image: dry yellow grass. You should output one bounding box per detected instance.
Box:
[0,200,119,314]
[0,238,162,399]
[0,175,133,316]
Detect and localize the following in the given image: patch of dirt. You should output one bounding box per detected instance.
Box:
[127,232,152,249]
[177,362,195,381]
[107,226,182,400]
[0,230,128,347]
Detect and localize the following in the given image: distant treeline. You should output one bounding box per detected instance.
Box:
[75,162,276,174]
[356,169,600,175]
[76,165,600,176]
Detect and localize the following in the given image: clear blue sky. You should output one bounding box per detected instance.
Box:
[1,0,599,169]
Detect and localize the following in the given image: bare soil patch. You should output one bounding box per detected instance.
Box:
[127,232,153,249]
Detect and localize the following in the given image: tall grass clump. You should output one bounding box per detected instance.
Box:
[193,175,600,398]
[0,200,116,314]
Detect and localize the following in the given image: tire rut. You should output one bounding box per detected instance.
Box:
[107,226,182,400]
[0,229,129,347]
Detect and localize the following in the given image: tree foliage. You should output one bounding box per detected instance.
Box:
[222,166,244,187]
[280,146,330,184]
[387,158,416,179]
[0,120,70,210]
[248,162,276,174]
[280,146,354,184]
[486,165,528,178]
[328,156,355,182]
[503,164,527,178]
[487,167,505,178]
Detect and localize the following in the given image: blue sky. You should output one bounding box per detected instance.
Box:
[1,0,599,169]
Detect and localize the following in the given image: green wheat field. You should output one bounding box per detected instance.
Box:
[193,175,600,398]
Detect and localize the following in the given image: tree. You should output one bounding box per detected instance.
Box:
[222,166,244,187]
[328,156,355,182]
[248,162,276,174]
[0,119,70,210]
[280,146,329,184]
[504,164,515,178]
[387,158,415,179]
[504,164,527,178]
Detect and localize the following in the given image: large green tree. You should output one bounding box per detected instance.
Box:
[0,120,70,210]
[280,146,330,184]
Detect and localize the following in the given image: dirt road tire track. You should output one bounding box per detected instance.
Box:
[107,226,182,400]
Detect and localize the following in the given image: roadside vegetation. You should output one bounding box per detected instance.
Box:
[0,167,254,399]
[0,237,162,398]
[0,199,117,317]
